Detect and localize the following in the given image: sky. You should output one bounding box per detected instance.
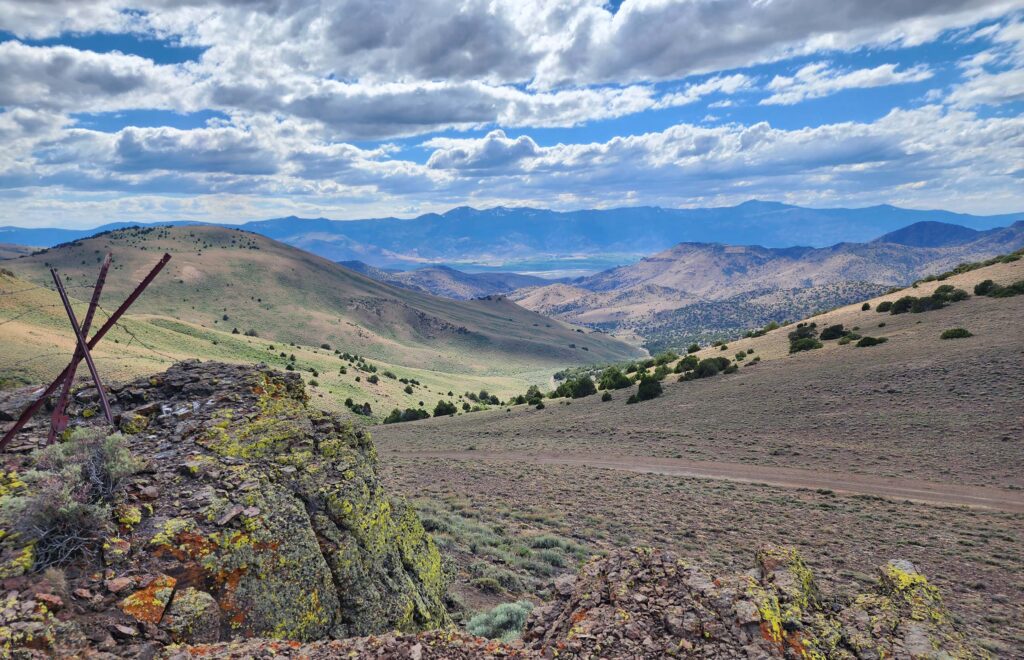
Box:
[0,0,1023,228]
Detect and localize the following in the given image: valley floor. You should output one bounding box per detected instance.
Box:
[373,289,1024,654]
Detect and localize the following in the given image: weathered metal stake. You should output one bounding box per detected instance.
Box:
[51,268,114,426]
[48,253,112,444]
[0,252,171,451]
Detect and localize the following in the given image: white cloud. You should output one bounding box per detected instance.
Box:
[760,62,933,106]
[0,41,201,113]
[425,130,542,172]
[948,19,1024,106]
[654,74,753,109]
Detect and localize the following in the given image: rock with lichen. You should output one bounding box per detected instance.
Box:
[0,360,448,656]
[519,546,981,659]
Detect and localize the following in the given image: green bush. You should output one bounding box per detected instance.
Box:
[0,429,142,570]
[384,408,431,424]
[686,343,700,354]
[601,391,612,402]
[855,336,888,348]
[876,301,893,313]
[466,601,534,642]
[819,324,846,340]
[789,337,822,353]
[974,279,996,296]
[434,400,458,417]
[861,302,871,311]
[635,375,663,401]
[598,367,632,390]
[673,355,698,373]
[975,279,1024,298]
[654,351,679,365]
[940,328,973,340]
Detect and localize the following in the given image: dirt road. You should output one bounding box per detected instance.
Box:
[382,449,1024,513]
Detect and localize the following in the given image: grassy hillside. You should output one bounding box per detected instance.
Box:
[3,226,641,374]
[0,243,35,259]
[0,267,557,421]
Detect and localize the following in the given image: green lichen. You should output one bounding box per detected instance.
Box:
[119,412,150,435]
[149,518,196,548]
[116,504,142,528]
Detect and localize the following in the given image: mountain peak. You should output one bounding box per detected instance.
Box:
[873,221,980,248]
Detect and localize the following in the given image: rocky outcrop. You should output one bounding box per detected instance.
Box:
[0,361,448,656]
[170,546,980,659]
[521,546,980,659]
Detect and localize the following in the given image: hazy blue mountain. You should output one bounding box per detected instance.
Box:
[3,203,1022,274]
[0,221,198,248]
[241,202,1023,269]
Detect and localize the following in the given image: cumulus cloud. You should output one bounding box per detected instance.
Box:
[0,41,201,113]
[425,130,541,172]
[760,62,934,106]
[1,0,1023,223]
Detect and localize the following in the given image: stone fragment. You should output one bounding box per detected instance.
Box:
[161,588,221,644]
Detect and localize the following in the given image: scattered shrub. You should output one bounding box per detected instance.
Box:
[861,302,871,311]
[974,278,1024,298]
[855,336,888,348]
[674,355,698,373]
[819,324,846,340]
[876,301,893,312]
[384,408,431,424]
[686,343,700,354]
[366,374,379,384]
[601,391,612,402]
[789,337,822,353]
[598,367,632,390]
[635,375,663,401]
[466,601,534,642]
[940,328,973,340]
[0,429,142,570]
[466,601,536,642]
[434,400,458,417]
[688,356,730,379]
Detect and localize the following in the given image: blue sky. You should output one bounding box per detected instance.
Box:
[0,1,1022,228]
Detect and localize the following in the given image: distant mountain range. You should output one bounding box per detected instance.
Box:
[506,220,1024,351]
[3,201,1022,274]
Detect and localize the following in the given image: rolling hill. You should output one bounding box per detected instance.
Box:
[509,221,1024,350]
[0,226,642,405]
[341,261,557,300]
[0,243,35,259]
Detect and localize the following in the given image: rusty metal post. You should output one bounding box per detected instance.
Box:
[0,253,170,450]
[49,253,112,443]
[51,268,114,426]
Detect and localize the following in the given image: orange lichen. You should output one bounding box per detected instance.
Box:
[119,575,177,624]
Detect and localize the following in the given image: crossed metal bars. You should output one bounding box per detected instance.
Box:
[0,252,171,451]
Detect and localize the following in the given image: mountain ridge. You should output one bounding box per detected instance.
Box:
[4,202,1023,273]
[508,222,1024,349]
